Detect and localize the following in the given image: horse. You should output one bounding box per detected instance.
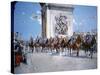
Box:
[41,38,49,52]
[48,37,55,53]
[68,35,82,56]
[58,37,68,53]
[51,37,59,53]
[82,35,96,58]
[29,37,34,53]
[34,38,40,52]
[67,36,76,55]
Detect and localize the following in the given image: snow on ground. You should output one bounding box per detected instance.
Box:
[14,50,97,74]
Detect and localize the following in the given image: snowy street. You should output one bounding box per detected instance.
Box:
[14,50,97,74]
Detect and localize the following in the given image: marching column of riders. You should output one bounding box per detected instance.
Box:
[14,32,97,67]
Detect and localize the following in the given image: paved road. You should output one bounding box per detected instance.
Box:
[14,50,97,74]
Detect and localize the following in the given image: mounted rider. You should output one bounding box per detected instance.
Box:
[68,32,77,45]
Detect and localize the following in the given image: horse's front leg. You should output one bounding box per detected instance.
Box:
[56,48,59,53]
[69,47,71,56]
[50,47,52,53]
[89,48,93,59]
[62,47,64,53]
[90,50,93,59]
[41,46,43,52]
[32,46,34,53]
[32,47,33,53]
[85,49,88,56]
[77,49,79,56]
[36,46,38,53]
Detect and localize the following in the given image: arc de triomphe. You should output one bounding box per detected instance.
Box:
[40,3,74,38]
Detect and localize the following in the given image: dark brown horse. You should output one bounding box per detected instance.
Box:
[59,37,68,53]
[51,37,59,53]
[68,35,82,56]
[82,35,96,58]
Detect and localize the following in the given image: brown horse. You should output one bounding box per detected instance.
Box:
[59,37,68,53]
[68,35,82,56]
[51,37,59,53]
[47,37,53,52]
